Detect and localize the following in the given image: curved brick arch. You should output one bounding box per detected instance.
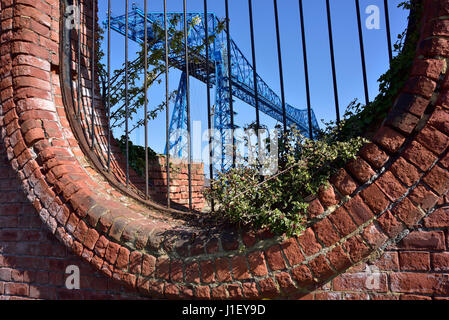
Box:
[1,0,449,299]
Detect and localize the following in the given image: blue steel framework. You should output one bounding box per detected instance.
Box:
[105,5,320,174]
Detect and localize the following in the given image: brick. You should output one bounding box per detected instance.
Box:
[399,252,430,271]
[403,141,437,171]
[344,195,374,225]
[431,252,449,271]
[346,157,375,183]
[416,126,449,155]
[359,143,389,169]
[428,108,449,135]
[226,284,243,300]
[312,218,340,247]
[169,260,183,282]
[326,245,352,271]
[373,126,406,154]
[400,294,432,301]
[392,197,424,228]
[200,260,215,283]
[375,171,407,202]
[424,208,449,228]
[330,168,358,196]
[129,251,143,274]
[230,255,250,280]
[423,165,449,195]
[291,265,315,287]
[390,273,449,295]
[308,255,334,280]
[241,231,256,248]
[386,110,419,135]
[398,231,446,251]
[377,211,404,237]
[116,247,130,269]
[5,282,28,296]
[403,76,437,99]
[265,245,286,271]
[343,236,370,263]
[185,262,200,284]
[296,228,322,257]
[242,282,259,299]
[247,251,268,277]
[372,251,399,271]
[318,184,338,207]
[390,157,420,187]
[258,277,279,298]
[156,256,170,281]
[275,272,297,295]
[333,272,387,292]
[360,183,389,215]
[195,286,211,300]
[361,224,388,249]
[306,198,324,218]
[281,238,304,266]
[409,183,439,211]
[410,58,445,81]
[221,232,239,251]
[215,258,231,282]
[328,207,357,237]
[211,285,228,299]
[142,254,156,277]
[83,228,99,251]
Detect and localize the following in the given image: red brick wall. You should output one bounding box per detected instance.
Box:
[0,0,449,300]
[148,157,206,211]
[0,140,146,299]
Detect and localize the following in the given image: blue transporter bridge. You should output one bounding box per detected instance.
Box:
[106,5,320,176]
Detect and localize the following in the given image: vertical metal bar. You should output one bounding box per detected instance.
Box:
[204,0,214,211]
[144,0,149,198]
[326,0,340,124]
[224,0,235,168]
[125,0,129,186]
[273,0,287,132]
[107,0,111,171]
[183,0,193,211]
[164,0,171,208]
[355,0,370,106]
[384,0,393,64]
[91,0,96,149]
[77,0,81,119]
[298,0,313,139]
[248,0,260,132]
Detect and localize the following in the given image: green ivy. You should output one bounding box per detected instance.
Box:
[204,124,367,237]
[116,135,158,177]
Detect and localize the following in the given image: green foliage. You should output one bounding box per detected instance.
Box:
[116,135,158,177]
[204,124,368,237]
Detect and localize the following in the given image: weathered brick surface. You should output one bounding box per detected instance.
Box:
[1,0,449,301]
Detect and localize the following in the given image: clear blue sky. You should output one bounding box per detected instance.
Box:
[97,0,409,165]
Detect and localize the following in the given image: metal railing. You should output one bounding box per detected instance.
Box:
[64,0,407,213]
